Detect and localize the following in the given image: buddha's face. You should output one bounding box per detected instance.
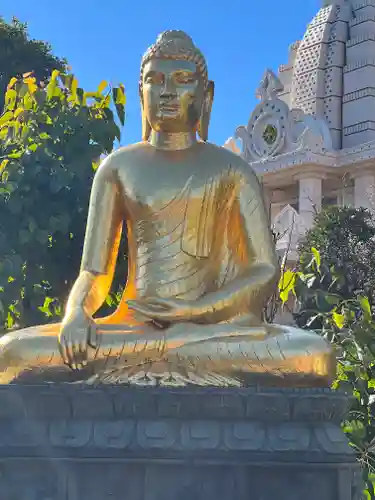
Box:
[142,58,205,133]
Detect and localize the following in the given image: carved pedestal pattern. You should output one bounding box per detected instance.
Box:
[0,386,362,499]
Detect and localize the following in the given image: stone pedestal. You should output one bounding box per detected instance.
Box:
[0,385,362,499]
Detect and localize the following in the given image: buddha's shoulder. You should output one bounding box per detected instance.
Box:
[94,143,151,177]
[98,141,257,180]
[199,142,257,178]
[104,142,150,164]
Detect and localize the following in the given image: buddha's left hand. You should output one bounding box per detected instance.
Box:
[127,297,200,323]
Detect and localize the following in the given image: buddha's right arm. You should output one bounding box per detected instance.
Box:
[64,157,123,318]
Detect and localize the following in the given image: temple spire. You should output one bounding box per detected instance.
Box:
[321,0,347,5]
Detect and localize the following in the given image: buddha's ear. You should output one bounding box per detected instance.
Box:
[141,110,152,142]
[139,83,152,142]
[198,80,215,142]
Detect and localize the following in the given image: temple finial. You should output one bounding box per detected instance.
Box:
[255,69,283,101]
[321,0,346,5]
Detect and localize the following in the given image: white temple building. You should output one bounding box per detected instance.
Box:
[225,0,375,262]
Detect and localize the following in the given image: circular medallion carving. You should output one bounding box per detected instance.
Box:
[263,124,278,145]
[238,98,289,161]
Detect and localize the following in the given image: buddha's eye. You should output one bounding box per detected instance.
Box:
[145,72,164,85]
[175,72,196,85]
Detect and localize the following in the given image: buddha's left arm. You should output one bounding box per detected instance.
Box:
[196,169,279,323]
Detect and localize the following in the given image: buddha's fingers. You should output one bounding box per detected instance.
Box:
[88,323,98,350]
[58,339,71,368]
[68,341,87,369]
[67,341,76,369]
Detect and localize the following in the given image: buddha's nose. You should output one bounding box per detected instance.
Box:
[161,77,176,97]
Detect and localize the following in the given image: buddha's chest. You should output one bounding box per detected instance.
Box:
[120,161,208,201]
[119,164,239,259]
[120,161,237,212]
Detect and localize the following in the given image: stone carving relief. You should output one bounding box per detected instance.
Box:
[0,386,359,499]
[273,204,304,258]
[230,69,333,162]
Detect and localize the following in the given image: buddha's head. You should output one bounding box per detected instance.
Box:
[140,30,214,141]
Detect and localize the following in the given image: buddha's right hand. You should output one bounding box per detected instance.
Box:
[58,307,97,370]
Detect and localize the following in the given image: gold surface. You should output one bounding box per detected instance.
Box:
[0,31,336,386]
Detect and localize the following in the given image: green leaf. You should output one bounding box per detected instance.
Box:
[60,73,73,90]
[39,132,50,140]
[38,296,54,317]
[6,312,14,329]
[6,77,18,91]
[0,111,14,127]
[7,150,23,159]
[24,76,37,94]
[76,87,84,104]
[311,247,321,271]
[46,70,60,100]
[117,84,126,105]
[1,170,9,183]
[115,102,125,126]
[278,269,296,304]
[5,89,17,109]
[332,311,345,329]
[51,69,60,81]
[98,80,108,94]
[360,296,372,321]
[0,159,9,174]
[14,107,24,119]
[67,77,79,104]
[113,86,126,126]
[23,93,35,110]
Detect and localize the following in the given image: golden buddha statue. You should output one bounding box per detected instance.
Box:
[0,31,336,387]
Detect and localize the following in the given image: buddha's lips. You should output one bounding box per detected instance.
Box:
[160,103,180,112]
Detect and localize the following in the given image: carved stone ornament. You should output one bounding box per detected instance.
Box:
[231,69,334,163]
[0,385,363,499]
[272,204,305,260]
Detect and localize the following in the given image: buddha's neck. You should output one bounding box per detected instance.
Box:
[149,130,197,151]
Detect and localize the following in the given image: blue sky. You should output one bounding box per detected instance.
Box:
[3,0,321,146]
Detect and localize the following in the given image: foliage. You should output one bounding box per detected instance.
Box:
[0,17,67,112]
[279,248,375,498]
[0,71,126,329]
[299,206,375,304]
